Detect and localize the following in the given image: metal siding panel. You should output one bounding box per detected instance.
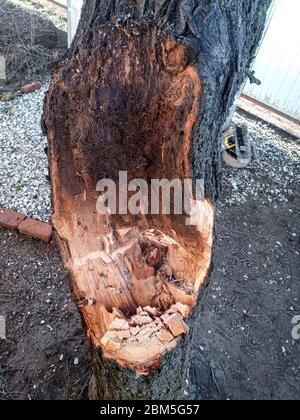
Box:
[68,0,83,47]
[244,0,300,120]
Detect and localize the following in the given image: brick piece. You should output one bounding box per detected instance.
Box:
[0,208,26,229]
[18,218,53,242]
[20,82,42,94]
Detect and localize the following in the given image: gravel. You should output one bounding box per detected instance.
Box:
[0,83,51,222]
[0,84,299,223]
[222,112,300,208]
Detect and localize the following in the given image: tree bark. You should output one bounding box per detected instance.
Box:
[43,0,272,400]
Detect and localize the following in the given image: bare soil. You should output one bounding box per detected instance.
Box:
[0,230,90,400]
[189,198,300,400]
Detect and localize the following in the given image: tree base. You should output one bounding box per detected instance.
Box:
[43,0,272,397]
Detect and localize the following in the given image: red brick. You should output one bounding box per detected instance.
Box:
[0,208,26,230]
[20,82,42,94]
[18,218,53,242]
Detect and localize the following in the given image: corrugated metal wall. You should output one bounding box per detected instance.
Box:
[67,0,83,47]
[244,0,300,120]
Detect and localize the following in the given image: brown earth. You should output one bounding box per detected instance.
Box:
[0,230,90,400]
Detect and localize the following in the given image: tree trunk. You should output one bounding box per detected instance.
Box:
[43,0,272,400]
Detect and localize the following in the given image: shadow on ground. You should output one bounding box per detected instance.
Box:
[0,0,67,91]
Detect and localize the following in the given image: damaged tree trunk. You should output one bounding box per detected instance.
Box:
[43,0,271,400]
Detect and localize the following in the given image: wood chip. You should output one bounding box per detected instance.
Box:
[130,326,140,336]
[171,302,190,319]
[112,308,126,320]
[106,330,131,341]
[105,340,121,353]
[143,306,159,317]
[100,335,110,347]
[130,314,153,326]
[161,312,189,337]
[109,318,129,331]
[157,328,174,344]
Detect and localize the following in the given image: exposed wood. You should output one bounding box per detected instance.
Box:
[44,19,214,374]
[43,0,272,400]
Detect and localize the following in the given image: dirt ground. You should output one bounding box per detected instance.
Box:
[0,230,90,400]
[189,198,300,400]
[0,0,67,93]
